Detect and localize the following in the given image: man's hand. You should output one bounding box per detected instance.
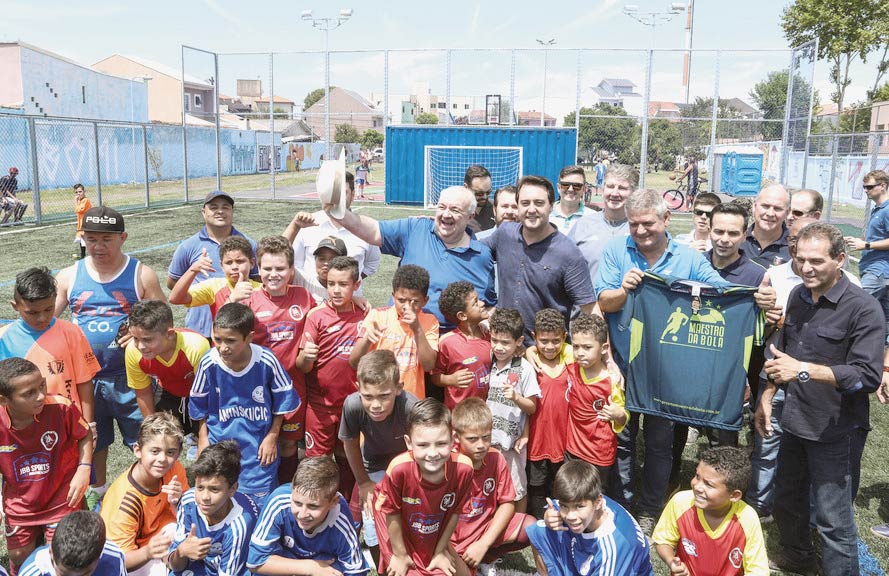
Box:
[621,268,645,292]
[461,541,489,568]
[229,271,254,303]
[844,236,866,251]
[301,334,319,363]
[544,498,567,531]
[189,248,216,278]
[878,373,889,404]
[162,474,182,505]
[754,386,777,438]
[177,524,212,560]
[763,344,801,385]
[669,557,690,576]
[67,465,91,507]
[689,239,708,253]
[258,432,278,466]
[386,554,414,576]
[426,551,456,576]
[291,212,318,229]
[753,274,776,312]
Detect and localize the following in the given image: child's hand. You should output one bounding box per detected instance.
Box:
[291,212,318,229]
[146,530,174,560]
[514,436,528,452]
[669,557,689,576]
[502,382,517,401]
[364,319,385,344]
[401,302,421,331]
[229,271,254,303]
[358,480,376,517]
[449,369,475,388]
[544,498,567,531]
[597,403,622,422]
[461,541,489,568]
[525,346,543,373]
[67,465,91,507]
[311,559,343,576]
[190,248,216,278]
[426,551,456,576]
[258,433,278,467]
[353,295,369,311]
[178,524,212,560]
[301,334,319,363]
[386,554,414,576]
[162,474,182,505]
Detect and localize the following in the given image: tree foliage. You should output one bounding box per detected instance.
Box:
[304,87,335,111]
[749,69,820,140]
[360,129,385,150]
[334,124,360,144]
[781,0,889,115]
[415,112,439,124]
[564,104,637,164]
[872,82,889,103]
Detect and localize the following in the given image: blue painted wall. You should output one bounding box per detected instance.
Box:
[385,126,577,204]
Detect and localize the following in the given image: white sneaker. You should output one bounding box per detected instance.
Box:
[685,427,700,445]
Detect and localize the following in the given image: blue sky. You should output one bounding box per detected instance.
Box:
[3,0,879,118]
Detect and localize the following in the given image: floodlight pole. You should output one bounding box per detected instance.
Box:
[623,4,685,49]
[303,9,353,160]
[536,39,556,127]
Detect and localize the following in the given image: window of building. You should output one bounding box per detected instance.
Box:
[82,86,86,104]
[194,94,203,109]
[184,93,191,112]
[465,104,470,109]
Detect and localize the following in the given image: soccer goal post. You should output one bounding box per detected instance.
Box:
[423,146,523,208]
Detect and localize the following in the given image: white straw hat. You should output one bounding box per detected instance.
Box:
[317,148,347,218]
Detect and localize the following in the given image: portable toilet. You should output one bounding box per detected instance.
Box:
[713,146,763,197]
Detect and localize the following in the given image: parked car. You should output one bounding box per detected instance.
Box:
[372,147,384,162]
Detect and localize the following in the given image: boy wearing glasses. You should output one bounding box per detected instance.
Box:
[675,192,721,253]
[551,166,589,235]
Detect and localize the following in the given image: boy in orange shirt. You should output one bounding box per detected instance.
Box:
[350,265,439,399]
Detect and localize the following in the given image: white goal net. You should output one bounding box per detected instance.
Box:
[423,146,523,208]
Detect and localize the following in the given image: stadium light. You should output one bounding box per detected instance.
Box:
[302,9,354,159]
[623,3,685,48]
[536,38,556,128]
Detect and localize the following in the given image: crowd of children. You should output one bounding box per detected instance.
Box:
[0,192,774,576]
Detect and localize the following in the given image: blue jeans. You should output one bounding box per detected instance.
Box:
[746,387,784,514]
[860,272,889,343]
[611,412,674,517]
[774,432,859,575]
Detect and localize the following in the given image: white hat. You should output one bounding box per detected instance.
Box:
[317,148,347,219]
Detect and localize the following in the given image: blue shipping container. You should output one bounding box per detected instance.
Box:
[385,126,577,205]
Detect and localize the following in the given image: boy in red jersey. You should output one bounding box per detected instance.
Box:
[564,313,626,491]
[432,281,491,409]
[125,300,209,433]
[0,358,93,572]
[374,398,474,576]
[450,398,533,574]
[0,267,99,424]
[169,236,260,319]
[296,256,367,495]
[653,447,768,576]
[246,235,316,484]
[526,309,573,520]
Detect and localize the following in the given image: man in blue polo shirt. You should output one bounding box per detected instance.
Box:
[167,191,257,338]
[325,185,496,331]
[595,188,775,536]
[481,175,595,343]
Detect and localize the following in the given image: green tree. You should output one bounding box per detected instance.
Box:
[416,112,439,124]
[360,129,384,149]
[334,124,360,143]
[749,69,820,140]
[872,82,889,103]
[781,0,889,116]
[564,104,637,164]
[642,120,683,171]
[304,87,335,111]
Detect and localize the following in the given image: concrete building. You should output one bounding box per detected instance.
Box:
[92,54,214,124]
[590,78,643,117]
[254,96,296,116]
[517,111,556,127]
[0,41,147,122]
[369,83,474,125]
[304,87,383,141]
[870,100,889,154]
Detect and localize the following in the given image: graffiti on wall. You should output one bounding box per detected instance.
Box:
[258,145,281,173]
[230,145,254,174]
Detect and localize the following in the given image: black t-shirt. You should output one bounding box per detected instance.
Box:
[474,201,496,231]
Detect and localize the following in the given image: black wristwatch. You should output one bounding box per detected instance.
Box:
[866,242,871,250]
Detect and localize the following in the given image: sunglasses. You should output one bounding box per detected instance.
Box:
[790,209,811,218]
[693,209,713,217]
[863,183,883,190]
[558,181,585,191]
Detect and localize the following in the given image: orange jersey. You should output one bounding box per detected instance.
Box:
[75,197,92,237]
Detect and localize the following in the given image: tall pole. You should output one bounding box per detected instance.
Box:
[536,39,556,127]
[683,0,694,104]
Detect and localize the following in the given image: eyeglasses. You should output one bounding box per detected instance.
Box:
[863,183,883,190]
[558,181,585,191]
[693,209,713,217]
[790,209,811,218]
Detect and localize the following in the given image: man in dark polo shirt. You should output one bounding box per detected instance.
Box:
[759,222,883,575]
[481,175,595,343]
[707,203,767,286]
[464,164,496,232]
[740,184,791,267]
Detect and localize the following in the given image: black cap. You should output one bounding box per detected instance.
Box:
[81,206,125,233]
[203,190,234,206]
[313,236,347,256]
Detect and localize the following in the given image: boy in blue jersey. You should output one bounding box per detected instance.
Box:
[19,510,127,576]
[527,460,653,576]
[168,441,260,576]
[247,456,369,576]
[189,303,301,506]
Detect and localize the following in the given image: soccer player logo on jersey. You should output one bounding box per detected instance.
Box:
[658,302,726,350]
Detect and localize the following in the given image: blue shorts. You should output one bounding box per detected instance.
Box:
[94,373,143,452]
[357,177,366,185]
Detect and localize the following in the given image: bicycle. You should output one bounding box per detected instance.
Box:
[662,175,708,211]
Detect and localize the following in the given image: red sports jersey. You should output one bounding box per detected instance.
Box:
[528,362,571,463]
[565,364,626,467]
[0,395,90,525]
[126,329,209,397]
[450,449,516,554]
[374,451,474,575]
[300,301,366,408]
[652,491,768,576]
[435,330,491,410]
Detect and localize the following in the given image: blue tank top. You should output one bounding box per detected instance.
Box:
[68,256,140,377]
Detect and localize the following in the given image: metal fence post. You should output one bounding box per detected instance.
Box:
[143,125,150,207]
[181,45,189,203]
[574,50,582,159]
[93,122,103,205]
[445,50,452,126]
[269,52,276,200]
[509,50,516,126]
[708,51,720,182]
[825,134,839,221]
[639,49,653,187]
[27,117,41,224]
[801,136,810,188]
[780,49,796,186]
[384,50,389,128]
[215,51,222,192]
